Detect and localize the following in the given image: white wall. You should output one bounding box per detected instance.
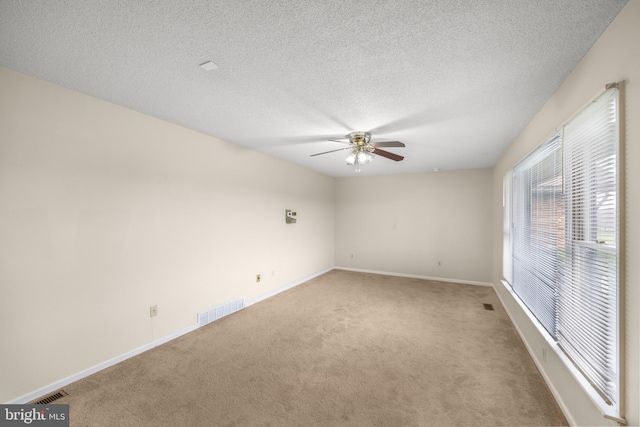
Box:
[491,1,640,425]
[0,67,335,403]
[335,169,492,284]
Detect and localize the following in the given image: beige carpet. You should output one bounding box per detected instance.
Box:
[53,270,567,426]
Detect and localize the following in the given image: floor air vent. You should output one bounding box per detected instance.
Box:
[483,303,495,311]
[198,298,245,327]
[31,390,68,405]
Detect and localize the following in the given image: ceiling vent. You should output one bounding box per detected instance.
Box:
[199,60,219,71]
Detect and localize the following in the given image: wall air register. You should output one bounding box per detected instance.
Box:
[30,390,68,405]
[198,298,245,327]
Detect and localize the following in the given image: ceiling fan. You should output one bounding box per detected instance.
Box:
[311,131,405,172]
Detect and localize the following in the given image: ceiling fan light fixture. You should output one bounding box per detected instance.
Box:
[356,151,369,164]
[346,149,373,172]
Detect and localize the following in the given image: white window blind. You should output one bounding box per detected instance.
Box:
[503,170,513,285]
[506,85,620,414]
[558,87,619,406]
[512,133,563,336]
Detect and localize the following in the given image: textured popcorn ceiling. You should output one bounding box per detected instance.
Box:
[0,0,628,177]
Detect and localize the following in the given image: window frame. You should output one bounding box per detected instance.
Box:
[502,83,624,423]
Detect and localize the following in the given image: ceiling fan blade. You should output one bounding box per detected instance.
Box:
[328,139,351,144]
[373,148,404,161]
[310,147,352,157]
[372,141,405,148]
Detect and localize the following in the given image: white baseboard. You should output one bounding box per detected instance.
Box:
[491,281,577,426]
[245,266,334,306]
[334,266,493,287]
[7,323,200,405]
[7,266,335,405]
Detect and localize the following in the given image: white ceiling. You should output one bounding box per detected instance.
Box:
[0,0,628,177]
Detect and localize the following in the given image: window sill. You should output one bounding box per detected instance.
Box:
[499,280,626,425]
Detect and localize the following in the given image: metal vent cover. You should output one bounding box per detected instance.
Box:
[31,390,68,405]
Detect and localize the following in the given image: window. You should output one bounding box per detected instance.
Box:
[503,85,621,417]
[511,133,564,336]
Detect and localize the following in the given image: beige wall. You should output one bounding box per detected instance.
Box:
[2,4,638,422]
[335,169,492,284]
[0,67,335,403]
[491,1,640,425]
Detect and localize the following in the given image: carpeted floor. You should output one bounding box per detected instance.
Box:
[53,270,567,426]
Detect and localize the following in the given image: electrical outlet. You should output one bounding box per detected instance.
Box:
[150,305,158,317]
[256,274,261,283]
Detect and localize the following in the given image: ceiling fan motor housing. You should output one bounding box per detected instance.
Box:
[348,131,372,147]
